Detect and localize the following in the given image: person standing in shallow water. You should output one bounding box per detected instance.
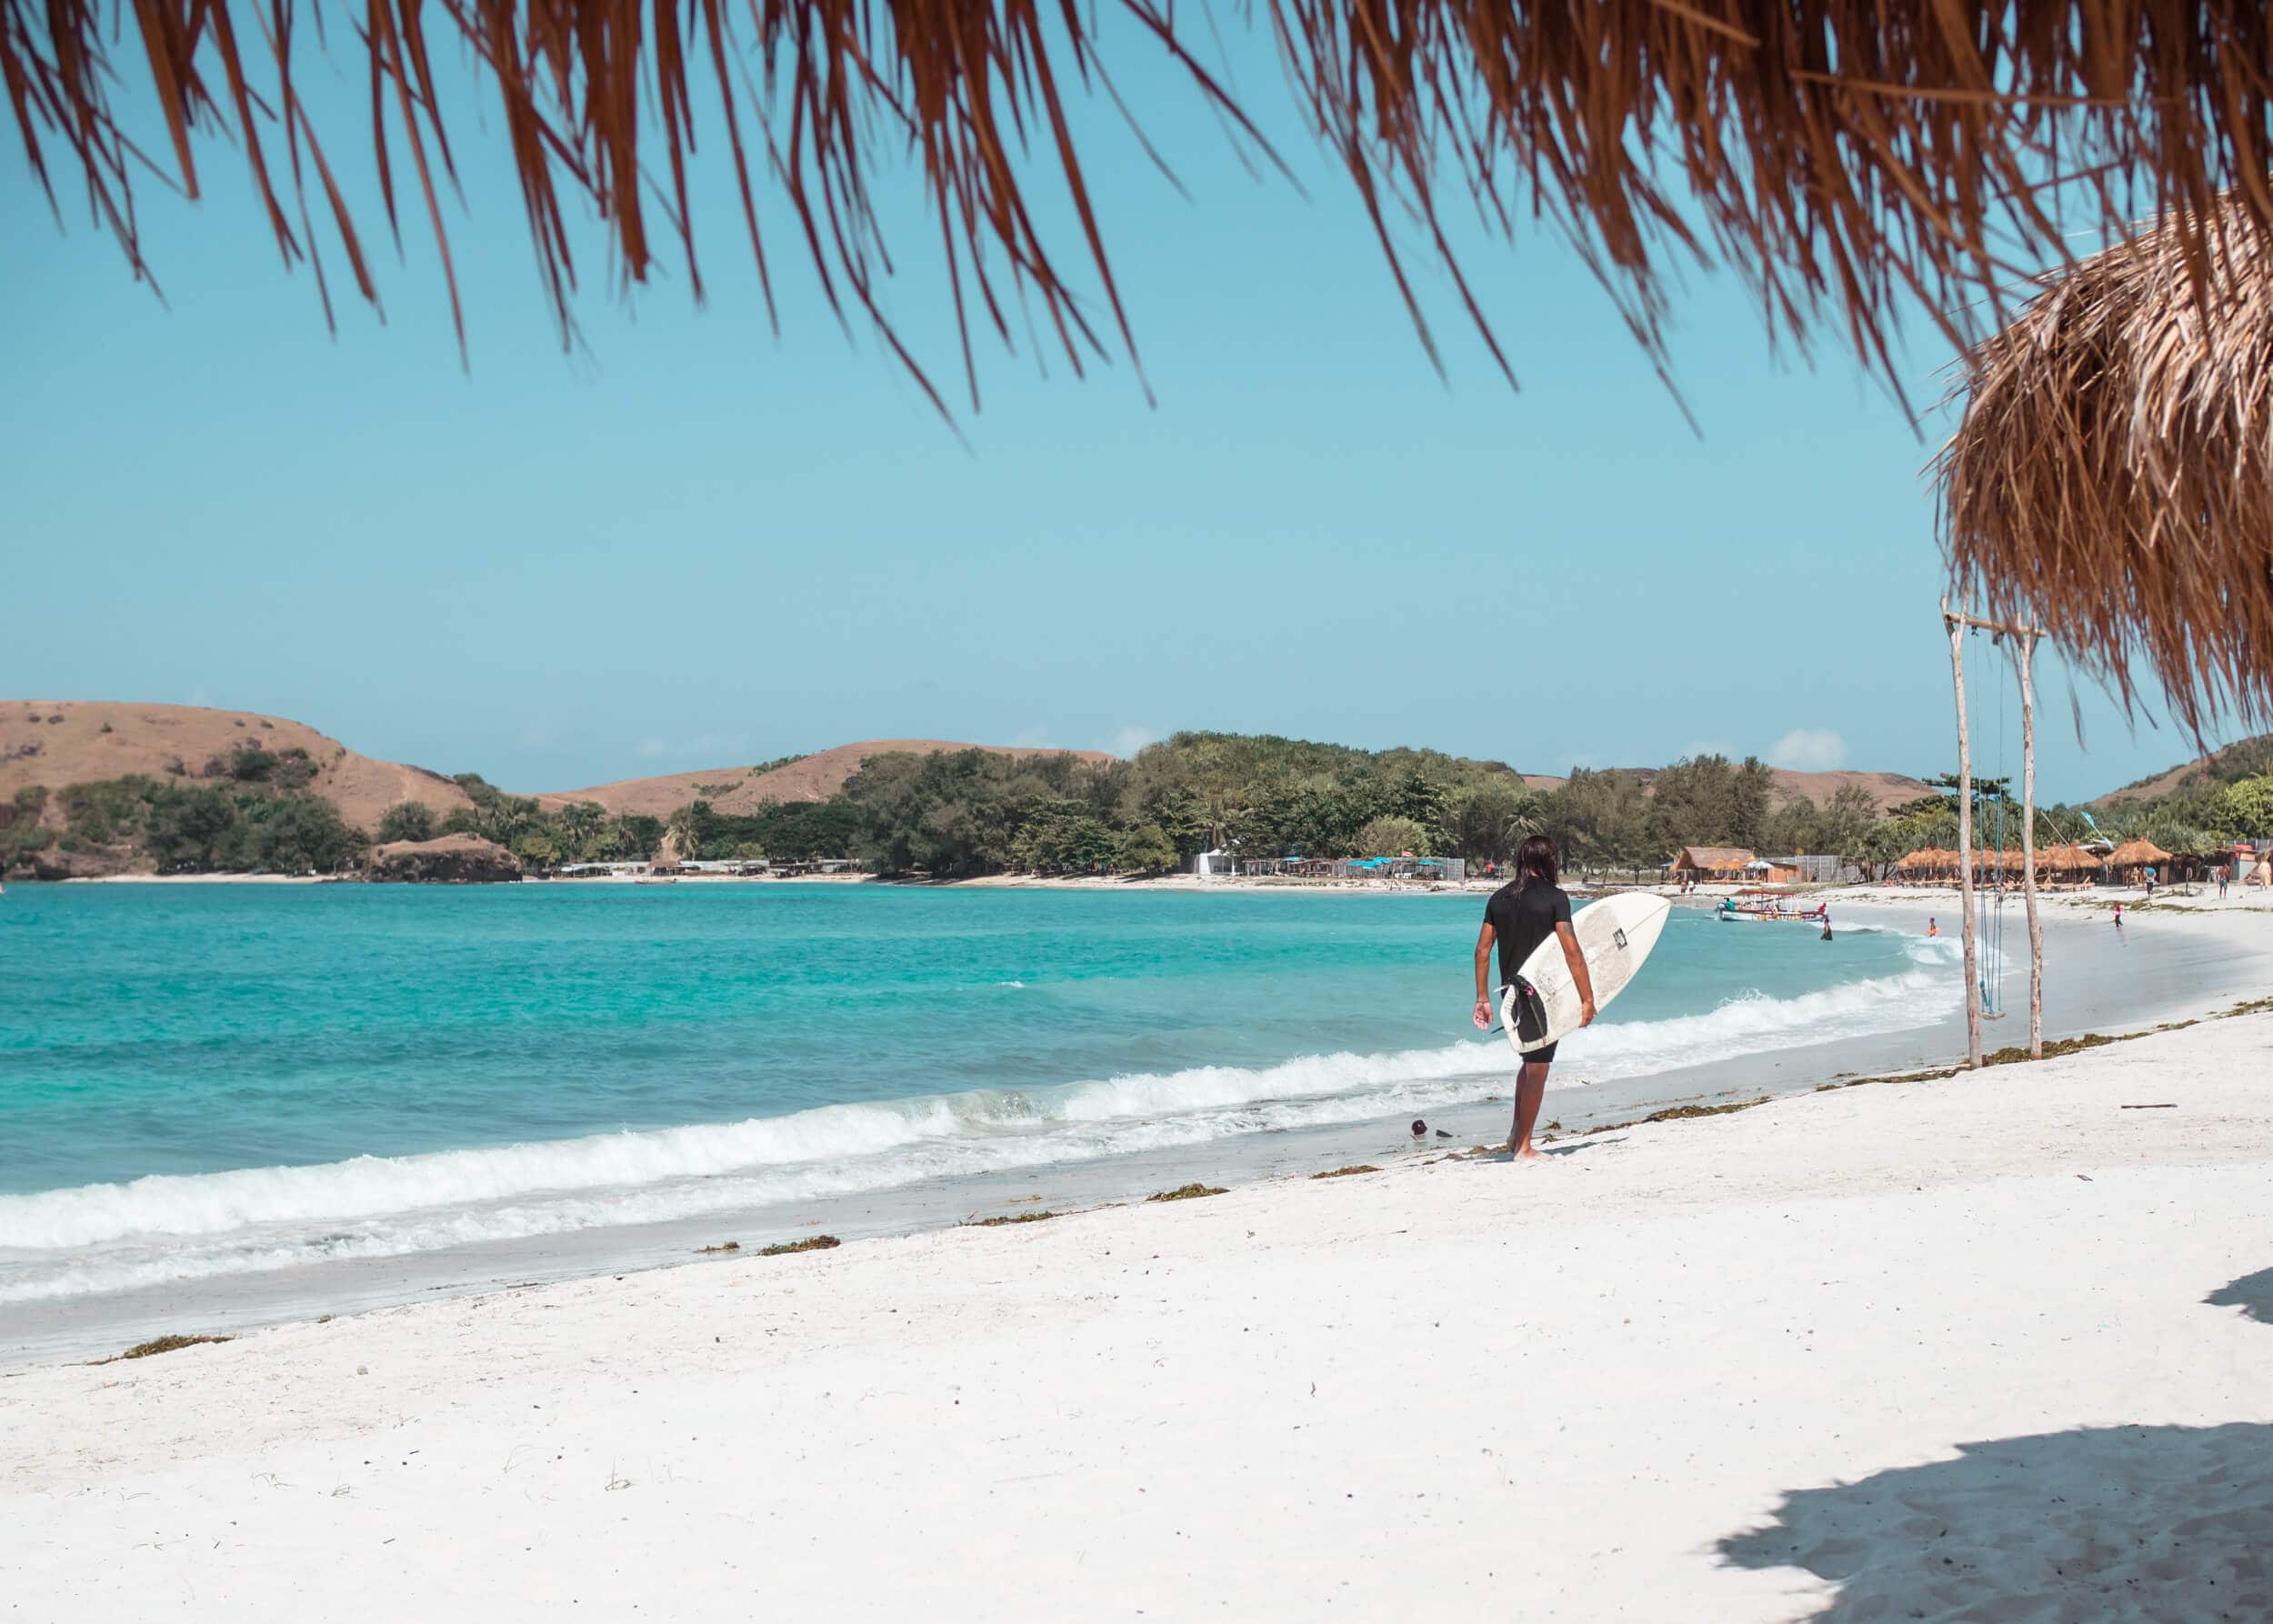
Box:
[1472,835,1597,1159]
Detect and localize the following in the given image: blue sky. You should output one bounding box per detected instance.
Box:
[2,23,2236,804]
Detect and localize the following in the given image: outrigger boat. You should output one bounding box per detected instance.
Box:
[1716,893,1827,925]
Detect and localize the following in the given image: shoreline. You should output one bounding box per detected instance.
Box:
[55,867,2273,912]
[6,891,2266,1368]
[7,1004,2269,1619]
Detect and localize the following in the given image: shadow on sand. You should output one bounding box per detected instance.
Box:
[1718,1423,2273,1621]
[2206,1267,2273,1327]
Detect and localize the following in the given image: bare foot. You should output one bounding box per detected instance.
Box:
[1511,1143,1542,1160]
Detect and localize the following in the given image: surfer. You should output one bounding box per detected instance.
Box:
[1472,836,1597,1160]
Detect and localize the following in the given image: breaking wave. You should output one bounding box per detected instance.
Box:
[0,937,1964,1302]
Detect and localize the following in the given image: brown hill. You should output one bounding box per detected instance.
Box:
[538,739,1119,818]
[1767,768,1937,814]
[2092,735,2273,805]
[1,701,473,830]
[1517,766,1931,815]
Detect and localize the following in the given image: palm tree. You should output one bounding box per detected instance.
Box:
[664,801,706,863]
[557,800,605,858]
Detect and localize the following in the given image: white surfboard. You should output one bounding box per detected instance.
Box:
[1497,892,1671,1056]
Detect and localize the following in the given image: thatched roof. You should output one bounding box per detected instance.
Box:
[2038,843,2105,870]
[10,3,2270,409]
[1675,847,1755,871]
[1897,846,1965,869]
[1940,192,2273,736]
[2107,837,2175,867]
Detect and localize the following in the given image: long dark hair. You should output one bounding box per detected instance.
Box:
[1517,834,1559,887]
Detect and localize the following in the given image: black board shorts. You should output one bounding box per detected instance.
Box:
[1503,978,1557,1065]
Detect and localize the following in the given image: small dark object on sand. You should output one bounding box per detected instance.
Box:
[2121,1103,2177,1109]
[1435,1128,1453,1138]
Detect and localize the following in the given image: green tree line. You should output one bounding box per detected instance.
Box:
[14,730,2273,879]
[31,753,366,874]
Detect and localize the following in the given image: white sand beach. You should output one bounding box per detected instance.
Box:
[7,994,2269,1621]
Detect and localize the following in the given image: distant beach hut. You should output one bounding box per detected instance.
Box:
[1671,847,1755,884]
[2105,838,2175,884]
[1898,847,1960,883]
[2038,845,2105,887]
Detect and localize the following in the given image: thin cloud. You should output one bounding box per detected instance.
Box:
[1768,727,1848,772]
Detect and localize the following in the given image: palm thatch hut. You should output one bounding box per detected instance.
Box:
[2038,844,2106,887]
[9,3,2271,407]
[1671,847,1755,884]
[2105,837,2176,883]
[1940,192,2273,737]
[1895,847,1958,882]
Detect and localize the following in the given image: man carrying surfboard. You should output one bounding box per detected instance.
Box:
[1472,836,1597,1159]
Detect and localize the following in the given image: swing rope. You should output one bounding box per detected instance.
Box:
[1981,642,2008,1017]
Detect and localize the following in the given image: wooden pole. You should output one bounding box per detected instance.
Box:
[1945,597,1983,1070]
[1941,606,2048,1061]
[2018,633,2043,1059]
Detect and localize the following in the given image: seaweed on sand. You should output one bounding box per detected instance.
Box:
[1147,1183,1227,1202]
[756,1235,841,1256]
[86,1334,234,1365]
[1637,1098,1770,1125]
[1310,1165,1379,1179]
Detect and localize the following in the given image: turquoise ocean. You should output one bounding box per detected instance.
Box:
[0,885,1963,1309]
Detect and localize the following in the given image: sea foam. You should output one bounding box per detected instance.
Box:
[0,938,1964,1302]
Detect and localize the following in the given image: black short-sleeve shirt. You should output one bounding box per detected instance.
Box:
[1485,878,1572,988]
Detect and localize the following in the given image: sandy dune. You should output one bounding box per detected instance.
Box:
[6,1008,2268,1621]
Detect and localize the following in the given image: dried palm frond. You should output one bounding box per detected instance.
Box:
[1939,196,2273,738]
[6,1,2271,412]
